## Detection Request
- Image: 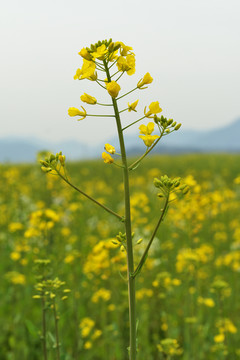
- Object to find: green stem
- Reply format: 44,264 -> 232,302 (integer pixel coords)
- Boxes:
122,116 -> 147,131
132,195 -> 169,278
103,59 -> 137,360
116,87 -> 138,101
41,295 -> 48,360
53,300 -> 60,360
86,114 -> 115,117
96,102 -> 113,106
128,129 -> 164,170
96,80 -> 107,90
56,171 -> 123,221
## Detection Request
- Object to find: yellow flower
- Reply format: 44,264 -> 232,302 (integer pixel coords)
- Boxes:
80,93 -> 97,104
117,56 -> 131,72
139,134 -> 160,147
204,298 -> 215,307
84,341 -> 92,349
139,122 -> 160,147
128,100 -> 139,112
74,60 -> 97,81
126,54 -> 135,75
137,72 -> 153,88
102,152 -> 114,164
144,101 -> 162,117
108,49 -> 119,62
139,122 -> 155,135
68,107 -> 87,120
73,68 -> 81,80
78,48 -> 92,61
117,54 -> 135,75
91,44 -> 108,59
214,334 -> 225,343
106,81 -> 121,98
119,42 -> 133,56
104,144 -> 116,154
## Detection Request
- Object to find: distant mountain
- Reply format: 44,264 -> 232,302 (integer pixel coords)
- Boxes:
0,118 -> 239,163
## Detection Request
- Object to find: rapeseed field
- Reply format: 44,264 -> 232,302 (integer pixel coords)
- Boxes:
1,154 -> 240,359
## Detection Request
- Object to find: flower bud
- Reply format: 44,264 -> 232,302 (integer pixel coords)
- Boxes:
80,93 -> 97,105
78,48 -> 92,61
182,186 -> 190,195
59,155 -> 65,166
41,167 -> 52,173
153,178 -> 163,188
106,81 -> 121,98
174,123 -> 182,131
39,160 -> 49,167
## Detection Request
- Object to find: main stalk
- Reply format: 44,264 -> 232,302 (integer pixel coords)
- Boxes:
103,60 -> 137,360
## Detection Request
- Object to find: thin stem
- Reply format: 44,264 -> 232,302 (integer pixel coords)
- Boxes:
119,108 -> 128,114
115,71 -> 125,82
109,59 -> 118,69
103,59 -> 137,360
132,194 -> 169,278
96,80 -> 107,90
122,116 -> 147,131
41,295 -> 48,360
53,300 -> 61,360
96,102 -> 113,107
86,114 -> 115,117
128,129 -> 164,170
56,170 -> 123,221
111,69 -> 122,78
116,87 -> 138,101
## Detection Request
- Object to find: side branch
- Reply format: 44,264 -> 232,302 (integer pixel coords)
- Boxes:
128,129 -> 164,171
57,171 -> 123,221
132,195 -> 169,278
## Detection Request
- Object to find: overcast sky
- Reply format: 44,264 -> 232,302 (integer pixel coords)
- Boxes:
1,0 -> 240,145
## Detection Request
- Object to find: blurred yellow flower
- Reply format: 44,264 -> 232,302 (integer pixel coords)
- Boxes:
214,334 -> 225,343
102,152 -> 114,164
104,144 -> 115,154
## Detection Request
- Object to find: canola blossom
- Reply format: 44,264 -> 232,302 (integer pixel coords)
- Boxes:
137,72 -> 153,89
102,152 -> 114,164
104,144 -> 116,154
68,106 -> 87,120
80,93 -> 97,104
145,101 -> 162,117
139,122 -> 160,147
128,100 -> 139,112
106,81 -> 121,98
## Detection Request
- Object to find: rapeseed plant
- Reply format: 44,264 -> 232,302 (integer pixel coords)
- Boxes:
39,38 -> 189,360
